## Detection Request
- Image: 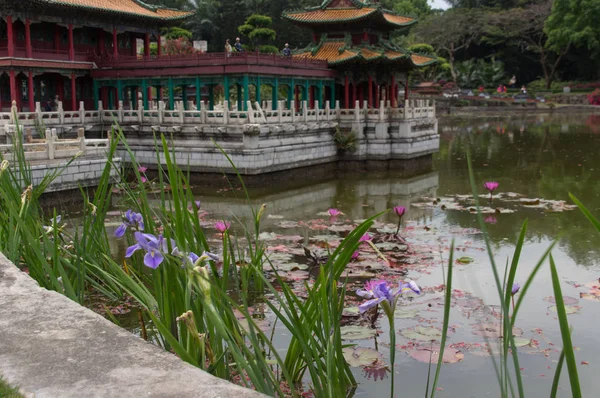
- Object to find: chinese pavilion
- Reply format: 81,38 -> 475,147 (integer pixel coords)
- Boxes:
1,0 -> 434,113
0,0 -> 192,111
283,0 -> 436,108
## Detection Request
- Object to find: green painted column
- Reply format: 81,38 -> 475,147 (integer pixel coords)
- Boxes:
141,79 -> 148,110
116,80 -> 122,108
168,77 -> 174,110
208,85 -> 215,110
181,85 -> 187,110
318,80 -> 324,109
287,78 -> 294,109
223,76 -> 230,104
236,84 -> 242,110
302,80 -> 308,106
195,76 -> 201,109
330,80 -> 336,107
243,75 -> 249,111
93,80 -> 99,110
256,76 -> 261,107
272,77 -> 279,110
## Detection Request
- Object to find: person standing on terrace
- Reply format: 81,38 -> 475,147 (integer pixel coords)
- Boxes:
282,43 -> 291,57
225,39 -> 233,56
234,37 -> 244,52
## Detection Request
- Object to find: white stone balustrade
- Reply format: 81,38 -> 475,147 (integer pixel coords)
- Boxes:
0,98 -> 435,130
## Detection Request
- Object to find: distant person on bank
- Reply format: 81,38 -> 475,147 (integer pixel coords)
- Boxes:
234,37 -> 244,52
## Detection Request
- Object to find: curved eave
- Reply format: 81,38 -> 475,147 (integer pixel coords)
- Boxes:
282,8 -> 378,25
410,54 -> 437,67
31,0 -> 195,22
382,13 -> 417,27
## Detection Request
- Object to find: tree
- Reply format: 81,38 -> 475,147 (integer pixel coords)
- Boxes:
545,0 -> 600,57
380,0 -> 432,19
414,8 -> 485,83
238,14 -> 278,53
484,1 -> 569,88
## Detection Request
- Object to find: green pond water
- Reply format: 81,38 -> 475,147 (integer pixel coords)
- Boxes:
83,111 -> 600,397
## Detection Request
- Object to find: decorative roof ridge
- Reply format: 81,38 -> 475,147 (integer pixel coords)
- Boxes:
133,0 -> 192,14
320,0 -> 367,10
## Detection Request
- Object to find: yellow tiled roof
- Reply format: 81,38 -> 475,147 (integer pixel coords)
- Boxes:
294,41 -> 360,63
294,41 -> 436,67
284,6 -> 415,27
38,0 -> 194,20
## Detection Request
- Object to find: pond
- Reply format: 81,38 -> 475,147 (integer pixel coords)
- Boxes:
85,111 -> 600,397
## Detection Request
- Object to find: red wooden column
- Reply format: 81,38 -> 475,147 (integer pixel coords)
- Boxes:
101,87 -> 108,109
27,71 -> 35,111
25,19 -> 32,58
352,80 -> 357,106
359,83 -> 364,105
112,28 -> 118,57
368,75 -> 373,108
390,75 -> 396,107
144,33 -> 150,57
68,24 -> 74,61
6,16 -> 14,57
70,73 -> 77,111
54,25 -> 61,54
9,70 -> 17,108
98,29 -> 105,54
344,74 -> 349,109
157,34 -> 162,56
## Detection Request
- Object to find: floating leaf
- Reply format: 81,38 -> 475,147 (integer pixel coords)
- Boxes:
472,323 -> 523,339
513,337 -> 532,348
340,325 -> 377,340
580,293 -> 600,302
456,256 -> 474,264
544,296 -> 579,305
406,345 -> 464,364
401,326 -> 443,341
342,307 -> 360,317
548,305 -> 580,314
375,242 -> 408,252
395,308 -> 420,319
266,262 -> 308,272
342,347 -> 384,367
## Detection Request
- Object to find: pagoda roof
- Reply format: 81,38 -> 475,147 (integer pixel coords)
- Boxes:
293,39 -> 436,68
29,0 -> 194,21
283,0 -> 415,29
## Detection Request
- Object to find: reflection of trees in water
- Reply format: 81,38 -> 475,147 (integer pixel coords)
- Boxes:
436,114 -> 600,267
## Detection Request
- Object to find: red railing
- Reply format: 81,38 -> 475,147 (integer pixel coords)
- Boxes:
0,46 -> 92,62
90,51 -> 329,70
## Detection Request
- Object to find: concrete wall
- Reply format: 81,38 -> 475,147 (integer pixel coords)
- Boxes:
29,157 -> 121,193
0,253 -> 265,398
109,117 -> 438,175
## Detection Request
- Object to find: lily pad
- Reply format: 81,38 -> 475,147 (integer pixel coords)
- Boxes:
456,256 -> 474,264
580,293 -> 600,302
544,296 -> 579,305
342,347 -> 384,367
548,305 -> 580,314
401,326 -> 443,341
267,262 -> 309,272
406,346 -> 464,364
472,323 -> 523,339
395,308 -> 420,319
281,270 -> 310,281
340,325 -> 377,340
342,307 -> 360,317
375,242 -> 408,252
311,235 -> 342,243
513,337 -> 532,348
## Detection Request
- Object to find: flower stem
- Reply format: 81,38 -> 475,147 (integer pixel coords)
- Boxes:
388,313 -> 396,398
367,240 -> 390,264
395,219 -> 401,235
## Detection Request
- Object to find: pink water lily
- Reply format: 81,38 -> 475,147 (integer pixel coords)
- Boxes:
215,221 -> 231,234
138,166 -> 148,173
484,181 -> 499,199
393,206 -> 406,235
328,208 -> 342,216
359,233 -> 372,243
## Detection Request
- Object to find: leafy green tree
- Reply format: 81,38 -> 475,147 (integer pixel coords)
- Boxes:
408,43 -> 451,82
381,0 -> 432,19
162,27 -> 193,40
414,8 -> 485,82
238,14 -> 278,53
545,0 -> 600,57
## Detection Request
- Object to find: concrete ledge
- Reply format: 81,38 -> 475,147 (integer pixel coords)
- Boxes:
0,253 -> 265,398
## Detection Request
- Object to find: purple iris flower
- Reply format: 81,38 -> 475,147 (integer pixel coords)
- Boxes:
115,210 -> 144,238
511,283 -> 520,295
357,280 -> 420,313
183,251 -> 219,267
125,232 -> 174,269
359,233 -> 372,243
